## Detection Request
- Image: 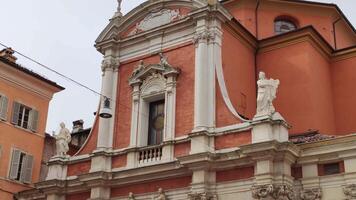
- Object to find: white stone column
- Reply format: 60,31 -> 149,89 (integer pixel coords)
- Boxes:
97,49 -> 119,151
193,18 -> 215,132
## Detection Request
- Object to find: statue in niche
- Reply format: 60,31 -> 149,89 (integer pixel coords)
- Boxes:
54,122 -> 71,157
255,71 -> 280,117
153,188 -> 166,200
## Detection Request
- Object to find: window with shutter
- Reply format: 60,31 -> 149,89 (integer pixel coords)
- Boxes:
11,102 -> 38,131
0,95 -> 8,121
11,102 -> 21,125
20,154 -> 34,184
29,109 -> 39,132
9,149 -> 21,180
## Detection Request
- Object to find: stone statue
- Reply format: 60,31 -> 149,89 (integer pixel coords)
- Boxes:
153,188 -> 166,200
54,122 -> 71,157
117,0 -> 122,13
159,53 -> 170,68
255,71 -> 280,117
128,192 -> 135,200
131,60 -> 145,77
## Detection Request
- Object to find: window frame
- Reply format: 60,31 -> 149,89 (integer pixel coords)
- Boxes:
8,148 -> 34,184
274,17 -> 298,35
0,93 -> 9,121
11,101 -> 39,132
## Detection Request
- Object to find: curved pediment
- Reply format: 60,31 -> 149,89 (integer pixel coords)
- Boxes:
96,0 -> 207,45
129,53 -> 180,86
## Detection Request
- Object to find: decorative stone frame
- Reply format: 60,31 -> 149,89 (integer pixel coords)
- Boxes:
129,56 -> 180,150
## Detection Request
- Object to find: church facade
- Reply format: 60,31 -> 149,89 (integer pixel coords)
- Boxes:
17,0 -> 356,199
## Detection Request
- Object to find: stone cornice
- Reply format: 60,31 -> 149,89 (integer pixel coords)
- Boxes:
258,26 -> 334,60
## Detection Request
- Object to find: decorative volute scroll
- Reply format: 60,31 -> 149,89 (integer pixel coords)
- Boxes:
255,71 -> 280,118
252,184 -> 295,200
344,184 -> 356,200
300,188 -> 322,200
129,53 -> 180,87
128,9 -> 183,36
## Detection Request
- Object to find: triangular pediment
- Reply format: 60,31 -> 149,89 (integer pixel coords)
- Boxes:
95,0 -> 208,47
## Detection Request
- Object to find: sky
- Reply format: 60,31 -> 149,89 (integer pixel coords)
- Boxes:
0,0 -> 355,133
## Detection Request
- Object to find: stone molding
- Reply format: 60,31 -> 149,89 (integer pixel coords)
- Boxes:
252,184 -> 295,200
344,184 -> 356,200
300,188 -> 322,200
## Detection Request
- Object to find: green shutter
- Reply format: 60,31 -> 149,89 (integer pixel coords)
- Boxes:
29,109 -> 39,132
9,149 -> 21,180
0,96 -> 8,120
11,102 -> 21,125
20,154 -> 34,184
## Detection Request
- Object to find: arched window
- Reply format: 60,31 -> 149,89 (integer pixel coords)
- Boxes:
274,18 -> 297,35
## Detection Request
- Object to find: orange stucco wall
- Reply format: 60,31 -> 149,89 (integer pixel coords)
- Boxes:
224,0 -> 356,49
0,62 -> 59,199
334,20 -> 356,49
331,55 -> 356,134
217,26 -> 256,127
258,41 -> 335,135
114,44 -> 195,149
111,176 -> 191,197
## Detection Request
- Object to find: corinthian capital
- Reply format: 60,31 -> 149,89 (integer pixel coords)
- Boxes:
344,184 -> 356,200
300,188 -> 322,200
101,58 -> 119,71
193,30 -> 216,45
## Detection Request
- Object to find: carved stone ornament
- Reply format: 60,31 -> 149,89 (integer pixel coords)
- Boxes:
252,184 -> 274,199
129,9 -> 182,36
300,188 -> 322,200
129,53 -> 180,87
272,185 -> 295,200
188,192 -> 218,200
54,122 -> 71,157
192,30 -> 216,44
101,58 -> 119,72
255,71 -> 280,118
153,188 -> 166,200
344,184 -> 356,200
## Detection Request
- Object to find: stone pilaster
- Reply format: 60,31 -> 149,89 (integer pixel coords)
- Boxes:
97,49 -> 119,151
193,18 -> 216,132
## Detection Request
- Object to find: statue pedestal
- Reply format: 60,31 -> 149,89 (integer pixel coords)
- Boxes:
251,112 -> 289,144
46,156 -> 68,181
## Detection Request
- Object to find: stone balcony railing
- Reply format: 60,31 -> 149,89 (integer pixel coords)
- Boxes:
138,145 -> 163,164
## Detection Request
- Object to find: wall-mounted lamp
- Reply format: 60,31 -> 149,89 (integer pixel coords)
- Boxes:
99,97 -> 113,118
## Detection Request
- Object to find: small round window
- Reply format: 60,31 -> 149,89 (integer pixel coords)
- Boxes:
274,19 -> 297,35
